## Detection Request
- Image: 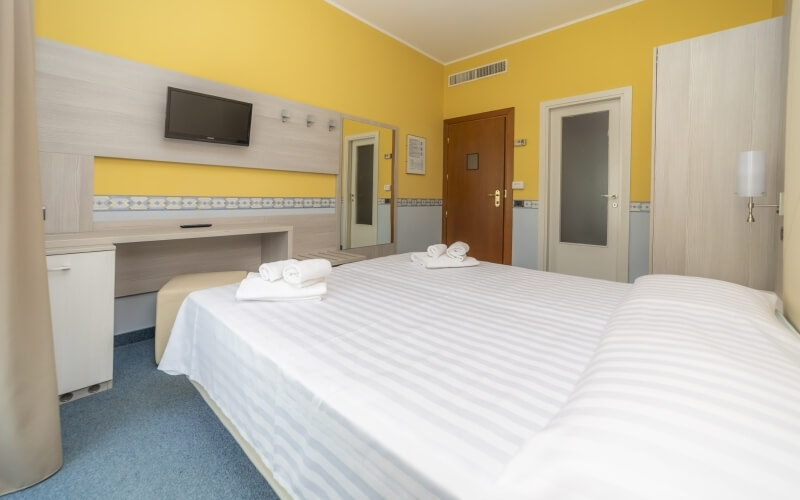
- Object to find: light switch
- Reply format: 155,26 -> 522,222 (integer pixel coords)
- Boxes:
384,185 -> 392,191
512,181 -> 524,189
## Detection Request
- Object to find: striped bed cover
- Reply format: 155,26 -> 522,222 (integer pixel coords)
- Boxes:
159,254 -> 630,499
496,274 -> 800,499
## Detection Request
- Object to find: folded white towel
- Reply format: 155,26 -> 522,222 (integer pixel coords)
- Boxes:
283,259 -> 332,287
258,259 -> 298,282
427,244 -> 447,258
410,252 -> 479,269
446,241 -> 470,261
236,273 -> 326,301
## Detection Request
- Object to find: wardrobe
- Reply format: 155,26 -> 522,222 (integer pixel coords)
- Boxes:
651,17 -> 785,291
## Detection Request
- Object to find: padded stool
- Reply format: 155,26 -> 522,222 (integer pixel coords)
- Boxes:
155,271 -> 247,364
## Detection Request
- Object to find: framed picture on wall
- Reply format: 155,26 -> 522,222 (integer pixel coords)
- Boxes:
407,135 -> 426,175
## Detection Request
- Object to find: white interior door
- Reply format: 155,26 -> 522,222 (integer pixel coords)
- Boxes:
347,135 -> 379,248
547,98 -> 624,280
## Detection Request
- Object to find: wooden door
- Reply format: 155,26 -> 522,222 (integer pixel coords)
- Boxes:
443,109 -> 514,263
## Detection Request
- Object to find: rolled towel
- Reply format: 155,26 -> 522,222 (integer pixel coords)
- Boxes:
410,252 -> 479,269
283,259 -> 332,287
446,241 -> 470,261
427,244 -> 447,258
259,259 -> 298,282
236,273 -> 326,301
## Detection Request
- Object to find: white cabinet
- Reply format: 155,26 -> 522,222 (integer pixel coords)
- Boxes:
46,246 -> 115,395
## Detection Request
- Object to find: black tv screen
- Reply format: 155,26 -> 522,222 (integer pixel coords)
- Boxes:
164,87 -> 253,146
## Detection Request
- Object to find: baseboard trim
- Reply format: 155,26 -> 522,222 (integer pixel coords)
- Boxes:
114,326 -> 155,347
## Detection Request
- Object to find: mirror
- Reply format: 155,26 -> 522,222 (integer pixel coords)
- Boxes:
340,118 -> 396,249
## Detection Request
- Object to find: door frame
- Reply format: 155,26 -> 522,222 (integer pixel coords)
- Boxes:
442,107 -> 515,264
538,87 -> 632,281
341,131 -> 379,249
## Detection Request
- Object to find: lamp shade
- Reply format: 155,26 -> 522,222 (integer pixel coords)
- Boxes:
737,150 -> 766,197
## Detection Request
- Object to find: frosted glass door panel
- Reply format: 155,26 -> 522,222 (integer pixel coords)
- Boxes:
560,111 -> 609,246
355,144 -> 375,225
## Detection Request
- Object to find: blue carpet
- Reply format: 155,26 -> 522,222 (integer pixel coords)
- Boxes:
7,339 -> 277,500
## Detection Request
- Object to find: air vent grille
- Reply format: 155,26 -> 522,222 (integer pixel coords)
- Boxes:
448,60 -> 507,87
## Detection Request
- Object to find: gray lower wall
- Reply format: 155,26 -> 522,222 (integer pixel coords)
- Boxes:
627,211 -> 651,282
114,292 -> 156,335
512,207 -> 538,269
395,206 -> 442,253
510,204 -> 651,283
377,202 -> 391,245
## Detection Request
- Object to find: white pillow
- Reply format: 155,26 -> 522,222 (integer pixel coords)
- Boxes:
495,275 -> 800,500
631,273 -> 780,323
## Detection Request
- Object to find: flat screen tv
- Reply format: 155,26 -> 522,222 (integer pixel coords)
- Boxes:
164,87 -> 253,146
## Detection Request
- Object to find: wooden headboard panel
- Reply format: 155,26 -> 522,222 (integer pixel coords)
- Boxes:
35,38 -> 342,255
35,38 -> 341,174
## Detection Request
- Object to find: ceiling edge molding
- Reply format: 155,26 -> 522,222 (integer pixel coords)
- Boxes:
324,0 -> 445,65
444,0 -> 645,65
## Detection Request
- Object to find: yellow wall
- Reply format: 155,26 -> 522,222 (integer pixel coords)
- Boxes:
443,0 -> 780,201
342,120 -> 394,199
35,0 -> 784,203
35,0 -> 443,199
94,158 -> 335,197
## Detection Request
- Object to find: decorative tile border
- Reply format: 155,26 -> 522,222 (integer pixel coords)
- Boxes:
95,196 -> 649,213
512,200 -> 650,212
94,195 -> 336,212
397,198 -> 443,207
512,200 -> 540,209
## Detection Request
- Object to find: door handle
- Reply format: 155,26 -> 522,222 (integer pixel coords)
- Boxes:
488,189 -> 501,207
601,194 -> 619,208
47,266 -> 71,272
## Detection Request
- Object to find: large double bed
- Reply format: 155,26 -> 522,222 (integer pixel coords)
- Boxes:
159,254 -> 800,499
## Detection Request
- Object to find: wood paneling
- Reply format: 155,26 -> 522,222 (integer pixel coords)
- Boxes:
92,213 -> 336,258
39,152 -> 93,234
652,18 -> 784,290
652,42 -> 691,276
783,1 -> 800,324
35,38 -> 341,175
114,235 -> 262,297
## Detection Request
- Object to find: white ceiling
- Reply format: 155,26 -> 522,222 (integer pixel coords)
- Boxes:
325,0 -> 643,64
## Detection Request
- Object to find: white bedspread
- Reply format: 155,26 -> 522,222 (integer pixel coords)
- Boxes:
159,254 -> 630,499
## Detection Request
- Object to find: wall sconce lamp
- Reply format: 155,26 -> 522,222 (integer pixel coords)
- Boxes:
328,119 -> 337,132
306,115 -> 315,127
281,109 -> 291,123
737,150 -> 782,222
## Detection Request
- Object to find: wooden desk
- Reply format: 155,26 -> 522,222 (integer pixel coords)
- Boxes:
45,223 -> 292,297
43,223 -> 291,398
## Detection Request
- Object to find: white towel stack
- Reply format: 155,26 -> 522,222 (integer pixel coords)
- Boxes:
427,244 -> 447,258
446,241 -> 470,261
237,258 -> 332,301
258,259 -> 298,282
411,242 -> 479,269
282,259 -> 332,287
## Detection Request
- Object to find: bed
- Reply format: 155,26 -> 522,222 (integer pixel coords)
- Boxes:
159,254 -> 800,499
